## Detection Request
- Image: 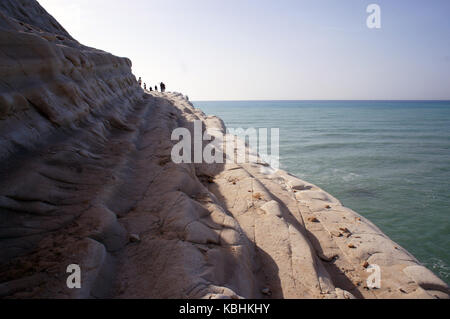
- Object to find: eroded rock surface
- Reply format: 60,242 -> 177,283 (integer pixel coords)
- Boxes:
0,0 -> 448,299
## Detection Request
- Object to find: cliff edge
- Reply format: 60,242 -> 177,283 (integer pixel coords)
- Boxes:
0,0 -> 448,299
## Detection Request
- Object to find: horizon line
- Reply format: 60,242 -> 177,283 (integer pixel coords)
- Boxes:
191,99 -> 450,102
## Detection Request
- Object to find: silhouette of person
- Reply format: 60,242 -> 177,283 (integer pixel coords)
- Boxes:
149,87 -> 153,91
155,85 -> 158,91
160,82 -> 166,93
144,83 -> 147,90
138,77 -> 142,87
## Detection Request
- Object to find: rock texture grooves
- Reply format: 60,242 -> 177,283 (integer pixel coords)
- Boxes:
0,0 -> 448,299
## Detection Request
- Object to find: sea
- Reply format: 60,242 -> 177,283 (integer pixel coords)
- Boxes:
194,100 -> 450,285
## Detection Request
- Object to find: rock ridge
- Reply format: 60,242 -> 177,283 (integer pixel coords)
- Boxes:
0,0 -> 448,299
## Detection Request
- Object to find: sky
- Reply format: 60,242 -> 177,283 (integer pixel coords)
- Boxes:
37,0 -> 450,101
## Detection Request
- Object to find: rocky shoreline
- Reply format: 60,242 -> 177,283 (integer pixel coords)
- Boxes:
0,0 -> 448,299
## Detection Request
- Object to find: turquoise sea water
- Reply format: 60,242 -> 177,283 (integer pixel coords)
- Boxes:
194,100 -> 450,284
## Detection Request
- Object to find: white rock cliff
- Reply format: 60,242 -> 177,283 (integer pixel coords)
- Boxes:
0,0 -> 448,299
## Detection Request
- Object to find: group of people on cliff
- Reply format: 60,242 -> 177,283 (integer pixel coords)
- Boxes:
138,77 -> 166,93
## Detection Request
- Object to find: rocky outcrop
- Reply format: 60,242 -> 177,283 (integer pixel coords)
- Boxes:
0,0 -> 144,297
0,0 -> 143,162
0,0 -> 448,299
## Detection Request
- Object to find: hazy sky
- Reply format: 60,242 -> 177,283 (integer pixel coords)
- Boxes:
37,0 -> 450,101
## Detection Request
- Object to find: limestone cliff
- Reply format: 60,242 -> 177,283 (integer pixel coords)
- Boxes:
0,0 -> 448,299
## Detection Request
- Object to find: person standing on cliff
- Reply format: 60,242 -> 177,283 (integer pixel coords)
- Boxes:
160,82 -> 166,93
138,77 -> 142,87
155,85 -> 158,91
144,83 -> 147,90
